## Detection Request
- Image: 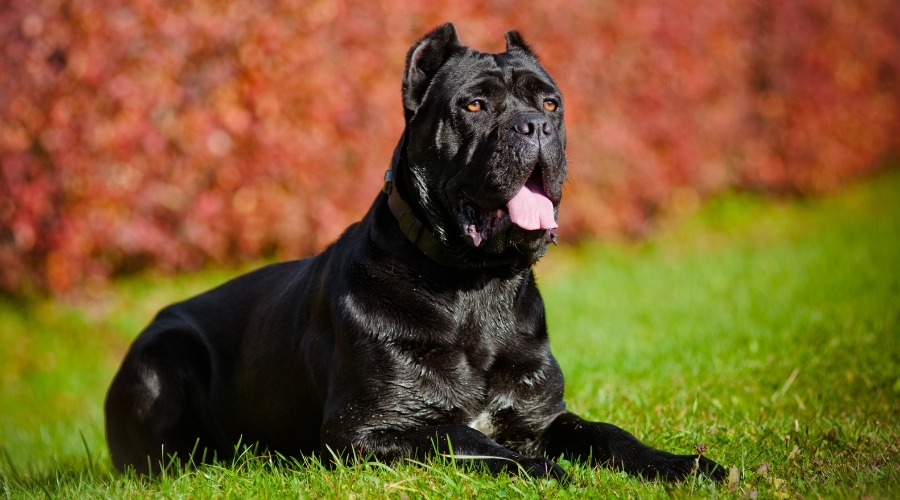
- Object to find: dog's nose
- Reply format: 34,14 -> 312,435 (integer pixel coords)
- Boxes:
513,113 -> 555,137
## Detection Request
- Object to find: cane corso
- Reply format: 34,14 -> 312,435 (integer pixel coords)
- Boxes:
106,23 -> 726,482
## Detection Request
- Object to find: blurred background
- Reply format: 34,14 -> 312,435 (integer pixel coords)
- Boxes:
2,0 -> 898,295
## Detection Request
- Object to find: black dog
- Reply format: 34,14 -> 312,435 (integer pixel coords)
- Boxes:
106,23 -> 725,482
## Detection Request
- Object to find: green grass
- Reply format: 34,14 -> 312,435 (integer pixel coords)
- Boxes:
2,169 -> 899,498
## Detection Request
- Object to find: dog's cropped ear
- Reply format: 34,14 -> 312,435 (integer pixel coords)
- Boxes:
504,30 -> 536,57
403,23 -> 462,117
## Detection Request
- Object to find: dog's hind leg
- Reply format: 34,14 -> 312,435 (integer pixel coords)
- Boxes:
105,328 -> 224,475
539,412 -> 727,482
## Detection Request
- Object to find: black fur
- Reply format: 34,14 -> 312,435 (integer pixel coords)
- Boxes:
105,23 -> 726,483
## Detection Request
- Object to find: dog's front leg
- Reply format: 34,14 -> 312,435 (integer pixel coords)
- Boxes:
409,425 -> 568,479
539,412 -> 726,482
323,424 -> 566,479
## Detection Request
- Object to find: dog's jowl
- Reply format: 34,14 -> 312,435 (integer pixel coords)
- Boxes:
105,23 -> 726,482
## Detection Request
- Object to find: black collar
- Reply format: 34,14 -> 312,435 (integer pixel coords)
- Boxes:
382,169 -> 458,266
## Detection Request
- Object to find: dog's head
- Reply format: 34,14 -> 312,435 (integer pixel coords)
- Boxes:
391,23 -> 567,268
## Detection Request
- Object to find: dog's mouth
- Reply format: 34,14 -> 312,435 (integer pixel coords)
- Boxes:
460,167 -> 558,250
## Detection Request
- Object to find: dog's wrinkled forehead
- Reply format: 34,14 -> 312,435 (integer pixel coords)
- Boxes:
402,24 -> 561,121
439,51 -> 560,105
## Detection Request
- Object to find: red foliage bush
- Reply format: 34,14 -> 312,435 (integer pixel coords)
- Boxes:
1,0 -> 898,293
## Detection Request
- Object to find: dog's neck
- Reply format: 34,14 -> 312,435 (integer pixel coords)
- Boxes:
383,169 -> 458,266
382,130 -> 535,271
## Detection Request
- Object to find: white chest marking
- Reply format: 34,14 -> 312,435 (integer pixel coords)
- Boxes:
467,411 -> 495,438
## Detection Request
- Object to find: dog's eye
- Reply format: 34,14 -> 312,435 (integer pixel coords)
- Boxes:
543,99 -> 558,112
466,100 -> 484,112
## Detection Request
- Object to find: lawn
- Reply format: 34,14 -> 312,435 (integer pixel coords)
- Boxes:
2,169 -> 898,498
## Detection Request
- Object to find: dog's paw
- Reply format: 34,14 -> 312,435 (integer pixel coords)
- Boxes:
697,455 -> 728,482
641,454 -> 727,483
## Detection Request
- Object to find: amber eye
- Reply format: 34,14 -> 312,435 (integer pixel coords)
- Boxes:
543,99 -> 558,112
466,99 -> 484,112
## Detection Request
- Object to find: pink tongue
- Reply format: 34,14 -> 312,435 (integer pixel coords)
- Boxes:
507,178 -> 557,231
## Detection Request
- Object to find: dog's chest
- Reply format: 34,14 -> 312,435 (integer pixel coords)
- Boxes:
394,282 -> 524,426
466,410 -> 496,436
450,279 -> 519,368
